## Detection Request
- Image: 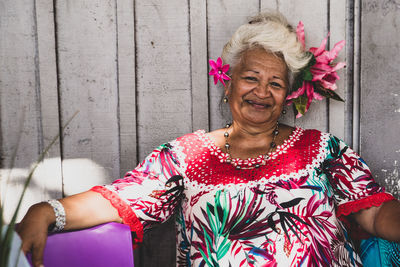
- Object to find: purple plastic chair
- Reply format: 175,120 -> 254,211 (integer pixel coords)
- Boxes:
27,222 -> 134,267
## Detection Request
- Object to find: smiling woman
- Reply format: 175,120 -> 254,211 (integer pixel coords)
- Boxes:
15,10 -> 400,267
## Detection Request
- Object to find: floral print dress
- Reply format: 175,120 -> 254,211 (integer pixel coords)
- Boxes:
91,128 -> 395,266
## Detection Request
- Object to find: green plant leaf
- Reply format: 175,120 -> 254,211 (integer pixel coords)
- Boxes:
302,69 -> 313,81
293,95 -> 308,116
315,87 -> 344,102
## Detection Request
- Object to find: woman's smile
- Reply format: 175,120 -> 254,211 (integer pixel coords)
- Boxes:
244,99 -> 272,109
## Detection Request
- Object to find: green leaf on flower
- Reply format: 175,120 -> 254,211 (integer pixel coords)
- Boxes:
292,53 -> 316,91
293,95 -> 308,116
315,87 -> 344,102
302,69 -> 313,81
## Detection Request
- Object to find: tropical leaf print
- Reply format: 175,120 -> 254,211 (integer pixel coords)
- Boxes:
177,208 -> 193,267
266,198 -> 309,245
192,190 -> 274,266
300,194 -> 337,266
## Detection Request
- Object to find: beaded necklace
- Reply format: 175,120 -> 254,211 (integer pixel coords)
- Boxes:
223,122 -> 279,170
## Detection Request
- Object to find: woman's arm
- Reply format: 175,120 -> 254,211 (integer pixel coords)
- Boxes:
353,200 -> 400,242
17,190 -> 121,267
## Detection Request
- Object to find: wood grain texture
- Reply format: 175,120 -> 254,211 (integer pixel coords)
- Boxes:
207,0 -> 260,131
35,0 -> 63,199
55,0 -> 120,193
116,0 -> 137,175
329,0 -> 347,140
134,1 -> 192,266
0,0 -> 40,169
135,0 -> 192,160
359,1 -> 400,197
190,0 -> 209,132
0,0 -> 56,222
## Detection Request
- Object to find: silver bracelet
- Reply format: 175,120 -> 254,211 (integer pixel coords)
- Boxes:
47,199 -> 66,232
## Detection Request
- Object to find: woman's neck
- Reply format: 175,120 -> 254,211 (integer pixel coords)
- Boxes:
227,121 -> 279,159
206,123 -> 295,160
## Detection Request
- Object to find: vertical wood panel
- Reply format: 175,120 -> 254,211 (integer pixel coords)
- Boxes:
136,0 -> 192,160
190,0 -> 209,132
0,0 -> 40,168
0,0 -> 55,222
360,1 -> 400,197
207,0 -> 260,131
329,0 -> 347,140
116,0 -> 137,175
56,0 -> 120,194
135,1 -> 192,266
277,0 -> 329,131
35,0 -> 63,199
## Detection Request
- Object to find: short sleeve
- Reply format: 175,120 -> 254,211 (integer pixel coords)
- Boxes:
324,136 -> 395,221
91,143 -> 184,245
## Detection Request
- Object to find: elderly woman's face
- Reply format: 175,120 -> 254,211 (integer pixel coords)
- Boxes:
225,48 -> 288,128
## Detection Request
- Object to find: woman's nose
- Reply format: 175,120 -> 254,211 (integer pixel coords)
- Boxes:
253,82 -> 272,98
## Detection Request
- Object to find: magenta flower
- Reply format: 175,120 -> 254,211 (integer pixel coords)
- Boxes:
209,57 -> 231,86
287,21 -> 345,118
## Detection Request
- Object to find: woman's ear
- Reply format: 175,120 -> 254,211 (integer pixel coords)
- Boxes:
224,80 -> 231,97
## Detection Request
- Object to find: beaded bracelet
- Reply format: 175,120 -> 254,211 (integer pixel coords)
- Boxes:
46,199 -> 66,232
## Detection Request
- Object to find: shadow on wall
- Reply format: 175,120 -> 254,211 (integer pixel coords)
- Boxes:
0,157 -> 110,223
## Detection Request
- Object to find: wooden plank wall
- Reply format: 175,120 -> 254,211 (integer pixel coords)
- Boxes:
359,0 -> 400,196
1,0 -> 399,266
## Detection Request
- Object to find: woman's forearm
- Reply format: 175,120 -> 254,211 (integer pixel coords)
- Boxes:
21,190 -> 121,231
59,190 -> 122,230
374,200 -> 400,242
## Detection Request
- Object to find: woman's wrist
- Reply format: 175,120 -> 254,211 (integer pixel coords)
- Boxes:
27,202 -> 57,228
45,199 -> 66,232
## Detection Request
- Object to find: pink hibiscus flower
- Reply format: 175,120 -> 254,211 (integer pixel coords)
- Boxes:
287,21 -> 346,118
209,57 -> 231,86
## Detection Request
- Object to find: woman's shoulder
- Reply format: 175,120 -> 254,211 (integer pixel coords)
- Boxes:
170,130 -> 212,153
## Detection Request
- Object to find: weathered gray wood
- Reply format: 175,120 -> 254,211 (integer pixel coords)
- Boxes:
359,1 -> 400,198
0,0 -> 40,168
344,0 -> 356,147
207,0 -> 260,131
136,0 -> 192,160
116,0 -> 137,175
352,0 -> 362,152
35,0 -> 63,199
134,1 -> 192,266
329,0 -> 347,140
277,0 -> 329,132
190,0 -> 209,132
0,0 -> 57,222
55,0 -> 120,194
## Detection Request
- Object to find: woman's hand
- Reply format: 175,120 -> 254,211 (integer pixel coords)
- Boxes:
16,202 -> 56,267
16,190 -> 122,267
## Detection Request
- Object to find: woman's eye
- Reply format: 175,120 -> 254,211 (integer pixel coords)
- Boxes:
270,82 -> 283,88
244,76 -> 258,82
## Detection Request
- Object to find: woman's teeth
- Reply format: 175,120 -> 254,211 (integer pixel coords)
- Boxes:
246,100 -> 270,108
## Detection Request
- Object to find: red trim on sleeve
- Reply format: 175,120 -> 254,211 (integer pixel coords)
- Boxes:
336,192 -> 395,219
91,186 -> 144,248
336,192 -> 396,240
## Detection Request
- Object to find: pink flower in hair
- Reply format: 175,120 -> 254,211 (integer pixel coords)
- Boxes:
209,57 -> 231,86
287,21 -> 345,118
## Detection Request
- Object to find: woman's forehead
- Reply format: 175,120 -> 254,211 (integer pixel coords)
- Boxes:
236,49 -> 288,74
